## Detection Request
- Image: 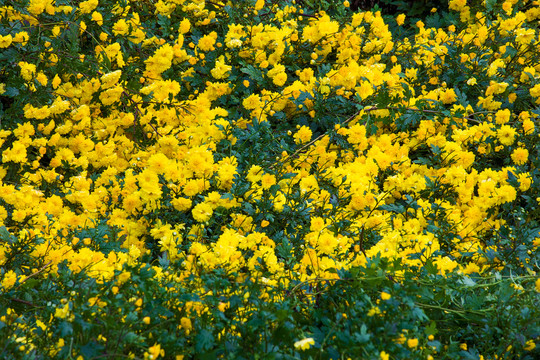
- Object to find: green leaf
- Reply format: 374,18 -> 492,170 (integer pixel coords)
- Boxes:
4,87 -> 20,98
80,342 -> 105,358
425,320 -> 438,336
195,329 -> 215,352
459,276 -> 476,287
240,65 -> 264,83
485,0 -> 498,13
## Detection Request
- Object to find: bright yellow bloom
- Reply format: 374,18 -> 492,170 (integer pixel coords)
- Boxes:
407,338 -> 419,348
511,148 -> 529,165
113,19 -> 130,36
497,125 -> 516,146
91,11 -> 103,25
180,317 -> 192,333
211,55 -> 232,79
144,343 -> 164,360
54,303 -> 70,319
192,202 -> 213,223
2,142 -> 27,163
294,126 -> 312,145
294,337 -> 315,350
1,270 -> 17,290
255,0 -> 265,10
79,0 -> 98,14
0,34 -> 13,48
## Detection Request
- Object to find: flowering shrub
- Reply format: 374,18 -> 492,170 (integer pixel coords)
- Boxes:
0,0 -> 539,358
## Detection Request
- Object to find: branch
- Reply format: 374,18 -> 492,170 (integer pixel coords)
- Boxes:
269,109 -> 362,169
20,261 -> 52,284
269,104 -> 483,170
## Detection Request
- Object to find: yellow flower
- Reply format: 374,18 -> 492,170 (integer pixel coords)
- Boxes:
100,70 -> 123,90
294,126 -> 312,145
91,11 -> 103,25
179,19 -> 191,34
380,291 -> 391,300
172,197 -> 192,211
2,142 -> 27,163
1,270 -> 17,290
396,14 -> 406,26
36,72 -> 48,86
530,84 -> 540,103
525,339 -> 536,351
367,306 -> 381,316
380,351 -> 389,360
180,317 -> 192,333
13,31 -> 30,45
495,109 -> 511,125
18,61 -> 36,81
294,337 -> 315,350
467,77 -> 477,86
113,19 -> 130,36
198,32 -> 218,52
144,343 -> 164,360
261,173 -> 276,189
440,88 -> 457,104
497,125 -> 516,146
272,72 -> 287,87
79,0 -> 98,14
449,0 -> 467,11
192,202 -> 213,223
243,94 -> 261,110
0,34 -> 13,48
255,0 -> 265,10
407,338 -> 419,348
356,81 -> 374,100
211,55 -> 232,79
511,148 -> 529,165
54,303 -> 70,319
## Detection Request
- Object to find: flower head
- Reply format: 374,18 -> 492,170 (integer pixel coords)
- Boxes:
294,337 -> 315,350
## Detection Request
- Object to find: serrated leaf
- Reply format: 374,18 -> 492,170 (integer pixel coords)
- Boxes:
240,65 -> 264,83
4,87 -> 20,98
459,276 -> 476,287
195,329 -> 215,352
80,342 -> 105,358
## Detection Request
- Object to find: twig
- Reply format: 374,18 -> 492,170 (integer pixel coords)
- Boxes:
297,13 -> 319,19
122,91 -> 162,138
358,226 -> 366,257
10,298 -> 37,307
269,109 -> 363,169
270,103 -> 487,170
364,105 -> 483,124
20,261 -> 52,284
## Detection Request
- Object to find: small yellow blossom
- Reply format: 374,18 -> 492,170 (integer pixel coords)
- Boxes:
294,337 -> 315,350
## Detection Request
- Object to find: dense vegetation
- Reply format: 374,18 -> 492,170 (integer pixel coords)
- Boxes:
0,0 -> 539,358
